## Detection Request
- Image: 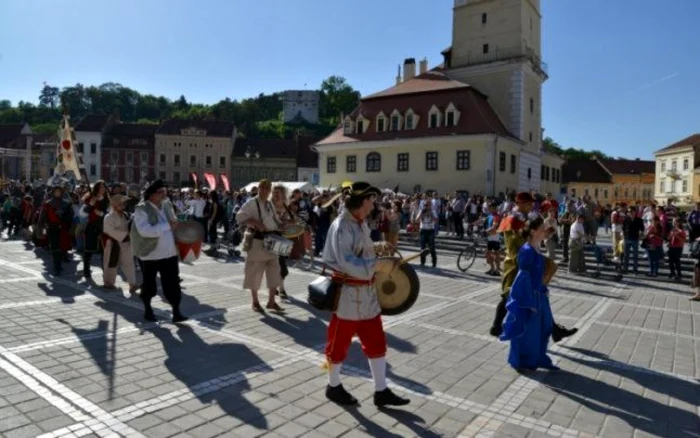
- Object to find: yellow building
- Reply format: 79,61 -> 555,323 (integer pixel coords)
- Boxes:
654,134 -> 700,207
315,0 -> 560,195
563,158 -> 655,205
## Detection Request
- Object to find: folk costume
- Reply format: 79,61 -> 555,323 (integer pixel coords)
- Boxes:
82,192 -> 109,279
500,243 -> 558,371
322,182 -> 409,408
130,180 -> 187,323
37,185 -> 73,276
102,195 -> 138,292
491,193 -> 577,343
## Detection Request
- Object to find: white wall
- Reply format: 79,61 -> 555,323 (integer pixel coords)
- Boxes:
75,131 -> 102,181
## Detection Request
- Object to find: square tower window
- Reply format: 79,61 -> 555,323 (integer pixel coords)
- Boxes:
482,44 -> 489,54
481,13 -> 487,24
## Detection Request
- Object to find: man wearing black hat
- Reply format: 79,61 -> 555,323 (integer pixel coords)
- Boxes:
37,183 -> 73,276
322,181 -> 409,408
130,180 -> 187,323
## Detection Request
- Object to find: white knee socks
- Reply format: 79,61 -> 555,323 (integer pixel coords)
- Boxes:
328,363 -> 341,387
368,357 -> 387,392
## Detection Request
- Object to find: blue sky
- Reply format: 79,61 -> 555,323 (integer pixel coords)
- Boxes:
1,0 -> 698,159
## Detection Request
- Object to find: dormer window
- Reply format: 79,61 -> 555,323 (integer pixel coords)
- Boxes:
356,119 -> 364,134
391,115 -> 400,131
404,108 -> 418,130
444,103 -> 461,127
446,112 -> 455,127
376,112 -> 387,132
405,114 -> 414,130
428,105 -> 442,128
343,120 -> 353,135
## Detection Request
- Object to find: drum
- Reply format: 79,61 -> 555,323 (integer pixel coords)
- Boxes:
374,257 -> 420,316
263,234 -> 294,257
174,220 -> 204,263
373,241 -> 397,258
543,257 -> 558,285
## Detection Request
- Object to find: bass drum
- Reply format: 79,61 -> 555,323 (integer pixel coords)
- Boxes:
374,257 -> 420,316
174,220 -> 205,263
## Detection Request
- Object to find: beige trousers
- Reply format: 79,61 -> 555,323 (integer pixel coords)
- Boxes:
243,239 -> 282,290
102,240 -> 136,287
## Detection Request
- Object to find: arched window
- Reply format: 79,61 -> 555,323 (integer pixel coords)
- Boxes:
366,152 -> 381,172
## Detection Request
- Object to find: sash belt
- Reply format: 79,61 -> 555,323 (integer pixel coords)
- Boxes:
331,271 -> 376,286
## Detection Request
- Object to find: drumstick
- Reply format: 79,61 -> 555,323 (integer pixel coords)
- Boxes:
398,249 -> 429,265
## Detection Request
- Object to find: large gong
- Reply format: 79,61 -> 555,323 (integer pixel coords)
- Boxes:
375,257 -> 420,316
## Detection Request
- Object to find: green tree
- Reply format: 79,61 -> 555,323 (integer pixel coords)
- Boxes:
39,84 -> 60,109
319,76 -> 361,121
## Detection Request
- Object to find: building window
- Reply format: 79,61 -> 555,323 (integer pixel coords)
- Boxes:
683,180 -> 688,193
397,153 -> 409,172
672,160 -> 677,171
541,165 -> 546,181
510,154 -> 516,173
499,152 -> 506,171
483,44 -> 489,54
614,187 -> 619,197
125,167 -> 133,182
391,115 -> 400,131
530,98 -> 534,113
377,117 -> 385,132
356,119 -> 364,133
481,12 -> 487,24
546,167 -> 550,181
90,143 -> 96,154
429,113 -> 439,128
529,132 -> 533,142
366,152 -> 381,172
205,156 -> 212,168
90,164 -> 96,176
660,161 -> 666,171
77,142 -> 84,154
110,151 -> 118,163
405,114 -> 414,130
159,172 -> 166,181
446,112 -> 455,127
456,150 -> 470,170
141,152 -> 148,166
110,167 -> 118,182
219,156 -> 226,168
159,154 -> 166,164
190,155 -> 196,166
173,172 -> 180,183
527,168 -> 532,180
126,152 -> 133,165
604,189 -> 608,199
174,154 -> 181,166
327,156 -> 336,173
346,155 -> 356,173
684,159 -> 689,170
426,151 -> 438,171
659,180 -> 664,192
343,121 -> 352,134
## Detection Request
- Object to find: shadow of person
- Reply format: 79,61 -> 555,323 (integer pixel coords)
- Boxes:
258,297 -> 429,396
37,279 -> 84,304
149,324 -> 270,430
557,347 -> 700,407
537,369 -> 699,437
343,406 -> 443,438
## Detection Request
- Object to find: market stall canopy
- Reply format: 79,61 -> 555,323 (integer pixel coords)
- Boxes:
241,181 -> 317,194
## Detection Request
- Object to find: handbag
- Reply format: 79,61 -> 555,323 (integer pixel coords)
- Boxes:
307,274 -> 341,312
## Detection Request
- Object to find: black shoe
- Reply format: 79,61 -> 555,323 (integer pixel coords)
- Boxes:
489,325 -> 502,337
278,289 -> 289,299
551,324 -> 577,343
326,384 -> 358,406
374,388 -> 410,407
172,314 -> 189,324
144,310 -> 158,322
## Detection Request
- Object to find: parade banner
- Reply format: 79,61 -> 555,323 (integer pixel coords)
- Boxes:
190,172 -> 198,186
220,174 -> 230,192
204,172 -> 217,190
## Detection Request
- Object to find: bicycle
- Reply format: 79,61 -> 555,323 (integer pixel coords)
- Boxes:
457,233 -> 482,272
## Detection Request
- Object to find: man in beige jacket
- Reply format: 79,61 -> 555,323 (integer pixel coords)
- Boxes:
103,195 -> 138,293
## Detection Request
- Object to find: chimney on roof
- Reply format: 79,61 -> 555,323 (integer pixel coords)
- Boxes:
396,64 -> 402,85
419,58 -> 428,75
403,58 -> 416,81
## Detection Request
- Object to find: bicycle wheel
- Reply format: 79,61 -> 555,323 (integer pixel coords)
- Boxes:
457,245 -> 477,272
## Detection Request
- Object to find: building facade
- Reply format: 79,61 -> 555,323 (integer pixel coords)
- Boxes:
282,90 -> 320,124
101,124 -> 157,183
654,134 -> 700,207
74,114 -> 116,182
230,138 -> 298,189
540,151 -> 564,195
0,123 -> 34,181
155,120 -> 236,187
443,0 -> 547,191
563,157 -> 655,205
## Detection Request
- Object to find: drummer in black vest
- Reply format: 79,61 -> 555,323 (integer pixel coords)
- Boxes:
236,179 -> 284,313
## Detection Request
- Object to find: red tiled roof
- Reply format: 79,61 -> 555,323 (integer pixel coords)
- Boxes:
598,159 -> 654,175
562,159 -> 612,184
0,124 -> 25,147
656,134 -> 700,153
75,115 -> 111,132
363,71 -> 468,100
296,136 -> 321,167
315,79 -> 512,146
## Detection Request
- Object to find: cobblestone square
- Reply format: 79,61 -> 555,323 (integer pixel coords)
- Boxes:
0,239 -> 697,437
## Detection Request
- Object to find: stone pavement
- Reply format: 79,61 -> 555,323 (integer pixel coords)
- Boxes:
0,239 -> 697,438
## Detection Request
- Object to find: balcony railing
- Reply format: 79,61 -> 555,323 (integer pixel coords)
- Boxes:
458,46 -> 548,77
666,168 -> 680,179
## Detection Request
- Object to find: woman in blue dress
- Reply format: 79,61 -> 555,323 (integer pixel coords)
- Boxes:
500,217 -> 559,372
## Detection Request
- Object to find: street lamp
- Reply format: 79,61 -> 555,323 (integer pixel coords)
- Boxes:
244,145 -> 260,182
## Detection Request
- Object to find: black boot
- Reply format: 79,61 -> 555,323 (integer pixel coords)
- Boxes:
490,297 -> 508,337
142,297 -> 157,322
172,310 -> 188,323
551,323 -> 578,343
374,388 -> 410,407
83,253 -> 92,279
325,384 -> 358,406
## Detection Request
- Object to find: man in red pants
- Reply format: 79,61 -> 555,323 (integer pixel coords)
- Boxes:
322,182 -> 409,407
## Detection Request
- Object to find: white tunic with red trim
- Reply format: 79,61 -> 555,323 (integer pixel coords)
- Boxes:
322,210 -> 381,321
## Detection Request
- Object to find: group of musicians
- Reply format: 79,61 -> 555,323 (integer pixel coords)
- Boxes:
32,176 -> 578,409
